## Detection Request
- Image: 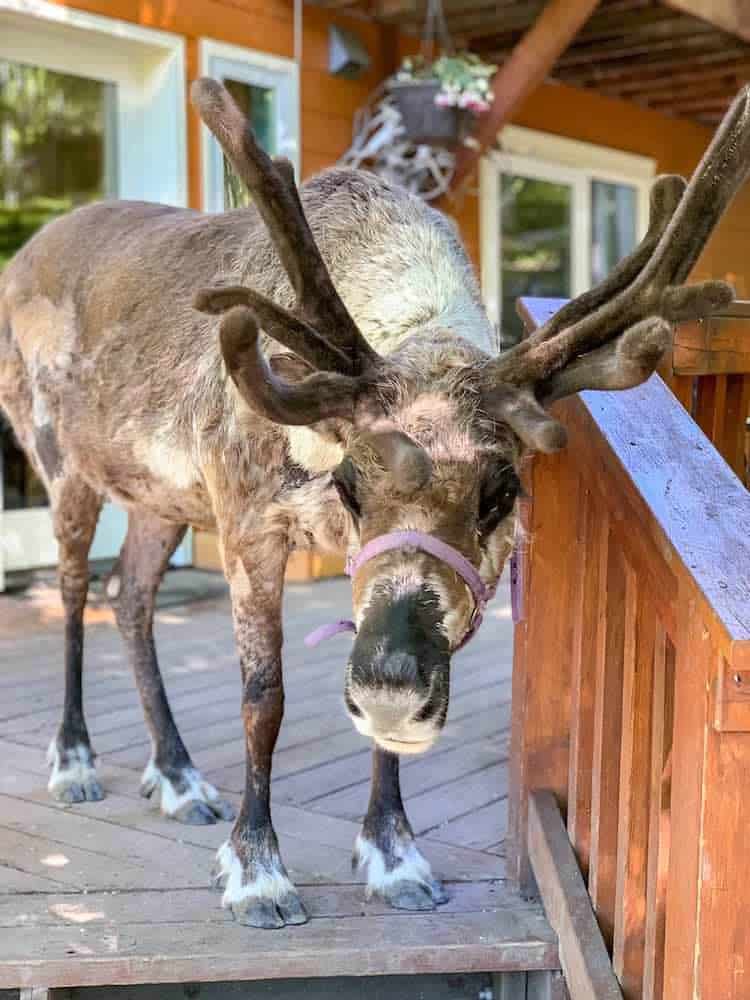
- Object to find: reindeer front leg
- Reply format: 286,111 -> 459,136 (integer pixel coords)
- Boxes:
354,748 -> 448,911
214,534 -> 308,929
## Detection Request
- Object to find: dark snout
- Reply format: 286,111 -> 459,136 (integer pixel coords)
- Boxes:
346,584 -> 450,755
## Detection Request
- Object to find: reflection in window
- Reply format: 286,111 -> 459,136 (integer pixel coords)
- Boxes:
591,180 -> 637,285
0,59 -> 115,508
500,174 -> 572,346
0,417 -> 48,510
222,78 -> 275,210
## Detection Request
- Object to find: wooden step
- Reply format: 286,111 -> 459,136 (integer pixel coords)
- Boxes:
0,881 -> 558,990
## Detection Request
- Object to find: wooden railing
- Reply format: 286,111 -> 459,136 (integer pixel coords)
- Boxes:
666,301 -> 750,486
509,298 -> 750,1000
519,298 -> 750,489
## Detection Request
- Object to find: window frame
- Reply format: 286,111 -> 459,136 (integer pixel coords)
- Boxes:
199,38 -> 300,213
480,125 -> 656,332
0,0 -> 188,206
0,0 -> 189,584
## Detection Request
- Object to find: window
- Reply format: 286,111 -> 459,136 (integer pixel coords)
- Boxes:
200,40 -> 299,212
0,60 -> 116,510
480,127 -> 655,345
0,0 -> 187,578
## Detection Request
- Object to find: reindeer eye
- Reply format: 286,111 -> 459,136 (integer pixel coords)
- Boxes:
478,464 -> 520,537
332,456 -> 361,520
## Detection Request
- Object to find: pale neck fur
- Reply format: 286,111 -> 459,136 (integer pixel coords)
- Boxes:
287,226 -> 497,474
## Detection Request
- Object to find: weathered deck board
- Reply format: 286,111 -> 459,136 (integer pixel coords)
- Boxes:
0,572 -> 556,988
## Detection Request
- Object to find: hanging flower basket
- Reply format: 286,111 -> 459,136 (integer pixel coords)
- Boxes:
389,53 -> 497,150
388,78 -> 472,149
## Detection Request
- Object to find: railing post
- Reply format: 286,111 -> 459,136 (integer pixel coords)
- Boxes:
508,438 -> 579,892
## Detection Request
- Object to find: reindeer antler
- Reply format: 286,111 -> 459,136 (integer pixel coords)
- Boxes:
191,78 -> 431,495
481,85 -> 750,452
191,78 -> 380,377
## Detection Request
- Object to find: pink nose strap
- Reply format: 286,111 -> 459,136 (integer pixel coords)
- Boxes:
304,529 -> 497,651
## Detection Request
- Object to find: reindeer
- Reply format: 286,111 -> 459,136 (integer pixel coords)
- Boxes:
0,78 -> 747,928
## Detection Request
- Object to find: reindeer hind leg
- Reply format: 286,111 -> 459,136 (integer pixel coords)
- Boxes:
48,475 -> 104,803
107,510 -> 235,825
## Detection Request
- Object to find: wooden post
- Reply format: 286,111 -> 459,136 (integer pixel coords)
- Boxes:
508,445 -> 579,891
448,0 -> 601,191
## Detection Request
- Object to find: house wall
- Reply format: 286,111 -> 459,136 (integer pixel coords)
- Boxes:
42,0 -> 397,207
449,80 -> 749,293
12,3 -> 749,581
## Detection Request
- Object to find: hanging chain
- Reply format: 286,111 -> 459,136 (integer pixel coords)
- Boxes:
421,0 -> 454,62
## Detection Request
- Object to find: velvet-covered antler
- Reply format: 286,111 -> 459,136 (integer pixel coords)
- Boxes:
191,78 -> 432,495
481,85 -> 750,452
191,78 -> 380,377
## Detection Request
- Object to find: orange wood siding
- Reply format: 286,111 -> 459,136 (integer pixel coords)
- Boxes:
445,79 -> 750,290
55,0 -> 395,206
33,2 -> 750,584
53,1 -> 749,286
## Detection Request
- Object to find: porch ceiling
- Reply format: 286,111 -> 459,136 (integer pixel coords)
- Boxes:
316,0 -> 750,126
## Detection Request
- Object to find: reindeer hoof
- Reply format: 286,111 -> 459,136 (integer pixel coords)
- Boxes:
175,800 -> 219,825
382,877 -> 448,911
354,831 -> 449,911
140,760 -> 236,825
47,741 -> 105,804
232,891 -> 309,929
214,840 -> 309,929
57,778 -> 105,804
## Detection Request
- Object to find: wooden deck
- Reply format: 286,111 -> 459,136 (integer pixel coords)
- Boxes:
0,571 -> 557,991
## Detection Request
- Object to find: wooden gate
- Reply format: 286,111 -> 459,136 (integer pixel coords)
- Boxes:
511,298 -> 750,999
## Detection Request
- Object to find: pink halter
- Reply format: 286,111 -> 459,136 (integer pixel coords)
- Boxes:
304,530 -> 497,651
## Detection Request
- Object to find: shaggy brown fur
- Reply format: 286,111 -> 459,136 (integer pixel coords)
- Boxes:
1,79 -> 748,929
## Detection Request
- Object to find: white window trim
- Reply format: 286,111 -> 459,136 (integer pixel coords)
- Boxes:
0,0 -> 190,580
479,126 -> 656,330
199,38 -> 300,212
0,0 -> 188,207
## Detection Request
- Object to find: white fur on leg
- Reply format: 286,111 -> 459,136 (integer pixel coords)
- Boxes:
214,840 -> 296,908
47,740 -> 99,796
140,759 -> 223,817
354,832 -> 434,897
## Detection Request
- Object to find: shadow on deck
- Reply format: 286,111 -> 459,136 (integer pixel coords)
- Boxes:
0,572 -> 558,993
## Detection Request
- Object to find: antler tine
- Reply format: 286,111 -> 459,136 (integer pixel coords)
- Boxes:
219,306 -> 361,425
538,317 -> 672,404
532,173 -> 686,344
194,286 -> 352,373
659,84 -> 750,286
484,85 -> 750,406
191,78 -> 380,375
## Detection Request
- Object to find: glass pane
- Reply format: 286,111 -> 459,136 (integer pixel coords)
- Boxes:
0,59 -> 115,509
591,180 -> 637,285
499,174 -> 572,346
222,78 -> 276,210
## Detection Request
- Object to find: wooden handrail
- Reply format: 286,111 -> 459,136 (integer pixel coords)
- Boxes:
672,300 -> 750,376
510,296 -> 750,999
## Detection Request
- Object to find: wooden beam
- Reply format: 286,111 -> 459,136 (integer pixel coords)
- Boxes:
662,0 -> 750,42
648,95 -> 733,114
555,45 -> 748,83
596,60 -> 750,96
448,2 -> 544,42
556,30 -> 731,69
449,0 -> 601,190
611,78 -> 739,105
528,791 -> 624,1000
375,0 -> 419,19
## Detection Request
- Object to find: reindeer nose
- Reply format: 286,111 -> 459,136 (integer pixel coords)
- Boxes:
379,650 -> 420,687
